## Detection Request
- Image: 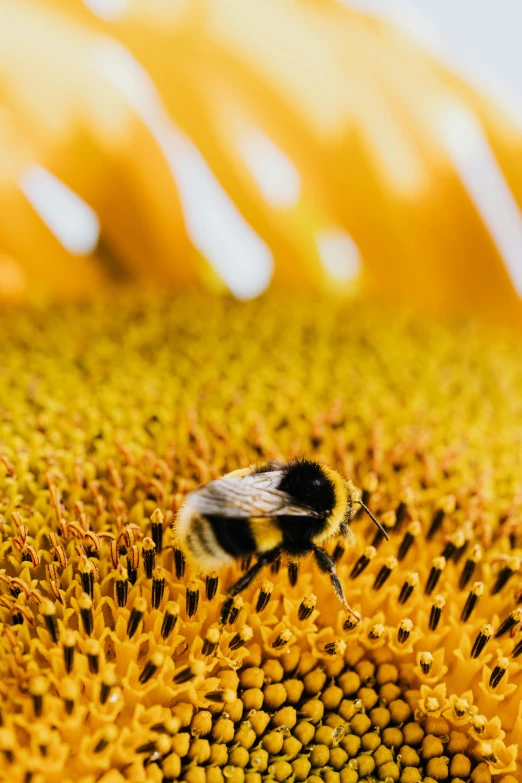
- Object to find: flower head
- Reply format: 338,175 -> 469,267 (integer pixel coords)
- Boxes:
0,291 -> 521,781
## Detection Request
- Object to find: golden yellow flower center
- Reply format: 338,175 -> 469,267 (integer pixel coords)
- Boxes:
0,292 -> 521,782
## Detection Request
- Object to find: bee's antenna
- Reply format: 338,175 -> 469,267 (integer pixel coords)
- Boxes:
356,501 -> 389,541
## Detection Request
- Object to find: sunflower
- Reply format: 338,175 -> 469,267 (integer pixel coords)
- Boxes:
0,291 -> 521,782
2,2 -> 522,781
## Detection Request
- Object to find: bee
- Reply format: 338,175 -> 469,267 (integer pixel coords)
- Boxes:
176,458 -> 388,607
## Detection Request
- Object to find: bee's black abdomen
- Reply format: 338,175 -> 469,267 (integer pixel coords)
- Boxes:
207,516 -> 256,557
277,460 -> 335,516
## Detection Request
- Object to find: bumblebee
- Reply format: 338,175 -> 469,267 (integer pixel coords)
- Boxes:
176,458 -> 387,607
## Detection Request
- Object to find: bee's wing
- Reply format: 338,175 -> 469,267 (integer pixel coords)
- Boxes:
185,471 -> 322,518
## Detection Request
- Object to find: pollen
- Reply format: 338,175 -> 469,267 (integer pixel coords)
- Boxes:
0,291 -> 522,781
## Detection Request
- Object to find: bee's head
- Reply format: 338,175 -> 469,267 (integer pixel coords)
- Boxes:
279,459 -> 337,517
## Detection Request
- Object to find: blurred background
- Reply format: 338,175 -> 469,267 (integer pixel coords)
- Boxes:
2,0 -> 522,325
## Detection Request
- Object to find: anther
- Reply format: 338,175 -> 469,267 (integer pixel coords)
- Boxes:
139,651 -> 165,685
332,542 -> 345,563
220,597 -> 234,625
110,540 -> 119,569
173,547 -> 185,578
49,579 -> 65,606
227,596 -> 243,625
372,510 -> 395,548
472,715 -> 487,734
152,567 -> 166,610
270,556 -> 281,575
460,581 -> 484,622
21,545 -> 40,567
398,572 -> 419,604
394,504 -> 407,529
495,608 -> 522,638
61,679 -> 78,715
343,607 -> 362,631
127,596 -> 146,638
202,626 -> 220,655
54,545 -> 67,570
350,546 -> 376,579
471,624 -> 493,658
229,625 -> 253,651
398,618 -> 413,644
9,578 -> 27,599
114,565 -> 129,608
459,544 -> 482,590
512,636 -> 522,658
172,665 -> 192,684
150,717 -> 182,735
62,630 -> 76,674
29,676 -> 48,718
361,471 -> 378,505
288,562 -> 299,587
78,593 -> 94,636
429,594 -> 445,631
126,545 -> 140,585
397,521 -> 421,561
17,605 -> 35,626
453,697 -> 470,718
94,726 -> 118,753
85,639 -> 101,674
173,660 -> 205,684
256,580 -> 273,613
78,558 -> 95,599
84,530 -> 101,557
373,556 -> 397,590
204,689 -> 236,704
419,651 -> 433,675
425,556 -> 446,595
453,537 -> 469,564
298,594 -> 317,621
441,529 -> 466,561
489,657 -> 509,689
100,667 -> 118,705
205,573 -> 218,601
142,537 -> 156,579
324,639 -> 346,656
41,600 -> 59,644
161,602 -> 179,640
0,728 -> 15,763
135,739 -> 158,754
272,628 -> 291,649
368,623 -> 385,640
11,611 -> 23,626
492,556 -> 520,595
0,454 -> 15,477
151,509 -> 164,554
185,579 -> 199,617
395,487 -> 414,528
427,495 -> 455,540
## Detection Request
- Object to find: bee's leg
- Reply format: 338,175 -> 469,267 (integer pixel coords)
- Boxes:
312,545 -> 349,607
313,546 -> 362,625
228,547 -> 282,597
